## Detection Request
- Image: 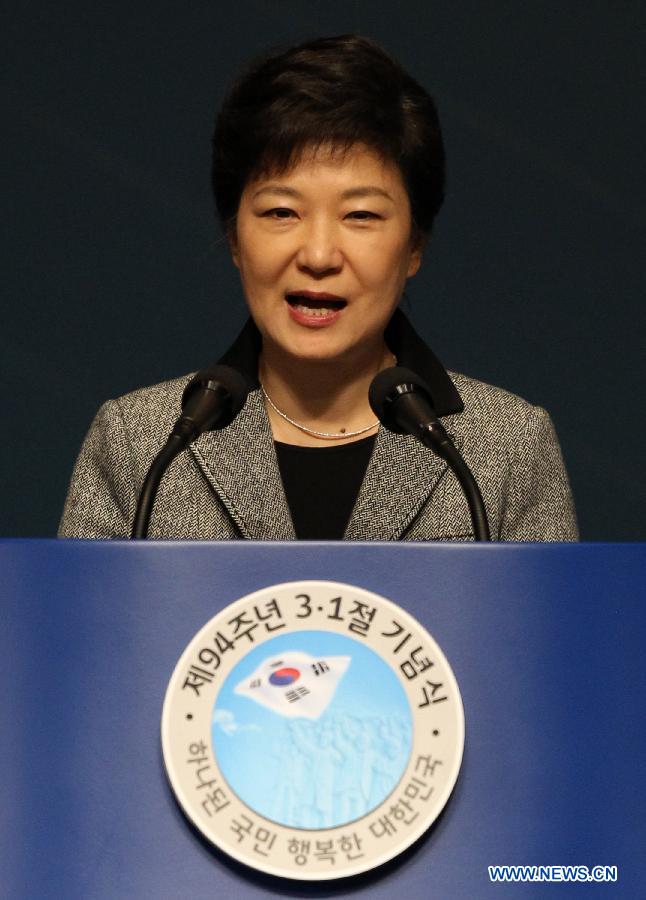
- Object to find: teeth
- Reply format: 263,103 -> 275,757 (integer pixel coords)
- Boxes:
292,303 -> 337,317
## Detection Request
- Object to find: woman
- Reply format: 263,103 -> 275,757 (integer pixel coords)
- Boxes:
59,35 -> 577,541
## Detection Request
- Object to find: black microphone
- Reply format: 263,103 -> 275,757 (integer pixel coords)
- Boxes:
177,365 -> 249,442
131,366 -> 249,539
369,366 -> 491,541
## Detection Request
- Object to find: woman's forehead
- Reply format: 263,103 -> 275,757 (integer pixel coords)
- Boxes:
245,142 -> 407,196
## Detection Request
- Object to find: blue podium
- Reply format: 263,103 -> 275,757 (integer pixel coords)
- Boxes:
1,540 -> 644,897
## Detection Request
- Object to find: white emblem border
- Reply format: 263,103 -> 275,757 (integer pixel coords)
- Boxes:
161,580 -> 465,880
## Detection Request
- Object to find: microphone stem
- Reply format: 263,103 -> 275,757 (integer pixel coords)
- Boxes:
131,434 -> 185,539
420,426 -> 491,542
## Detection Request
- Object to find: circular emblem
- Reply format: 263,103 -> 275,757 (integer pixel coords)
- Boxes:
161,581 -> 464,880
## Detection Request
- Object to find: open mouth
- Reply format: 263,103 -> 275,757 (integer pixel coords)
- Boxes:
285,292 -> 347,318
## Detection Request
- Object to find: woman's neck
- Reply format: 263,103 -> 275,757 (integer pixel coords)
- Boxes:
259,342 -> 394,446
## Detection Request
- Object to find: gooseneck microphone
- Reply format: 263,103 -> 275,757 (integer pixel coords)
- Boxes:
369,366 -> 491,541
131,366 -> 249,539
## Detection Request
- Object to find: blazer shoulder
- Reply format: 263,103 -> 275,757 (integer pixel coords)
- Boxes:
97,373 -> 198,472
444,372 -> 577,541
449,371 -> 539,415
446,371 -> 555,438
114,373 -> 195,423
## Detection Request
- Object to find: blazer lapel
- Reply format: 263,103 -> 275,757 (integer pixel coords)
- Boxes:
189,389 -> 295,540
188,391 -> 464,541
344,426 -> 453,540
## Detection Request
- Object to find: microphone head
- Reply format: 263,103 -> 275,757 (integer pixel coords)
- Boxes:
181,365 -> 249,433
369,366 -> 435,434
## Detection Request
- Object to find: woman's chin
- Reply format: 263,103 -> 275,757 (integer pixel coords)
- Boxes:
266,333 -> 354,366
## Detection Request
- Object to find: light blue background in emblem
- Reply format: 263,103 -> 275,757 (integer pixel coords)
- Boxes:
212,630 -> 412,830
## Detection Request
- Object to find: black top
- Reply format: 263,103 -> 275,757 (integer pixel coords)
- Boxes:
274,435 -> 377,539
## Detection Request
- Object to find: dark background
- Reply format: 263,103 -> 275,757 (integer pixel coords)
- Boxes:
4,2 -> 644,539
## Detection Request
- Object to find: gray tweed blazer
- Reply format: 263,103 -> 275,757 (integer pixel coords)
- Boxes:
59,313 -> 578,542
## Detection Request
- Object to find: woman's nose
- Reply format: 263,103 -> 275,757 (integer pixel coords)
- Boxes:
295,221 -> 343,275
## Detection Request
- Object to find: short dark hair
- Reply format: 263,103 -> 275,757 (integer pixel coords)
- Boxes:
212,35 -> 445,237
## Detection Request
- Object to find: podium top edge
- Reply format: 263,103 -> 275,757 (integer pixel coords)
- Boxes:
0,538 -> 644,549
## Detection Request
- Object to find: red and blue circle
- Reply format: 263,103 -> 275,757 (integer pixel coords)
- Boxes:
269,667 -> 300,686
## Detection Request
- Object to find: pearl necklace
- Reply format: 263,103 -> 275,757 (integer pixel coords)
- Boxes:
261,385 -> 380,440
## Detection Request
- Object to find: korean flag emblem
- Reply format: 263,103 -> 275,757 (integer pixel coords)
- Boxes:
234,651 -> 351,720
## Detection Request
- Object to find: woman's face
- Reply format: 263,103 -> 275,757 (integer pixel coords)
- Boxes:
230,143 -> 422,366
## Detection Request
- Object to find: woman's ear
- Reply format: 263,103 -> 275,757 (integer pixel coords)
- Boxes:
226,222 -> 239,268
407,229 -> 426,278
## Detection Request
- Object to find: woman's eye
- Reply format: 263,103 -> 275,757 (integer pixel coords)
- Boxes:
263,207 -> 296,219
346,211 -> 380,221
